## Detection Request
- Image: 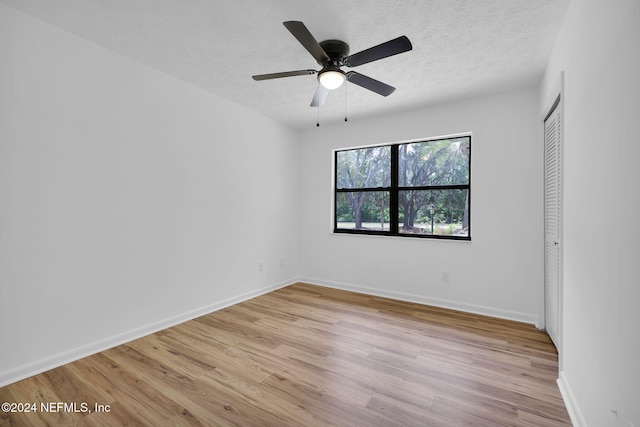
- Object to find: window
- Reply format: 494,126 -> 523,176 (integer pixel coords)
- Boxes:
334,135 -> 471,240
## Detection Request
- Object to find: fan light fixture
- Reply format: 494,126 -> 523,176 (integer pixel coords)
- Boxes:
252,21 -> 413,115
319,70 -> 345,90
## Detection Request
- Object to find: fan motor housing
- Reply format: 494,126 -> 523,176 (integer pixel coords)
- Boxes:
318,39 -> 350,64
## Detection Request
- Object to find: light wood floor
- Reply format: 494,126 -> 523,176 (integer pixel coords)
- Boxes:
0,283 -> 571,426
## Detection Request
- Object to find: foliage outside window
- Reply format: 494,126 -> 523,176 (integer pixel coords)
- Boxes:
334,135 -> 470,240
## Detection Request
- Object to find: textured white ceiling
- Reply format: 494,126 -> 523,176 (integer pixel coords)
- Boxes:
1,0 -> 570,129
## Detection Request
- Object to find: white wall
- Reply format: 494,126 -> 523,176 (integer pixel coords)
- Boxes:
298,87 -> 544,325
540,0 -> 640,426
0,4 -> 300,386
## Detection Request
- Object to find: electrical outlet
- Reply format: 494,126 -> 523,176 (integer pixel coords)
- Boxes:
258,261 -> 264,272
442,272 -> 450,283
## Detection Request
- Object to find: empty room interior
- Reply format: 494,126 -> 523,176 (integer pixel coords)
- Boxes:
1,1 -> 638,426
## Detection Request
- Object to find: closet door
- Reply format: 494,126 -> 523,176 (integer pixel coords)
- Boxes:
544,95 -> 562,349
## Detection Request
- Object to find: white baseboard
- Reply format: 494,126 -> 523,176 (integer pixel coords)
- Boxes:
557,370 -> 587,427
299,276 -> 540,326
0,279 -> 296,388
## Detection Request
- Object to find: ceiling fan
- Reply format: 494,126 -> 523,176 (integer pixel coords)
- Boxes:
252,21 -> 412,108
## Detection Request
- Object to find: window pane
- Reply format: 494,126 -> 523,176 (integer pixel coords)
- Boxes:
398,137 -> 470,187
336,191 -> 390,231
336,146 -> 391,189
398,189 -> 469,237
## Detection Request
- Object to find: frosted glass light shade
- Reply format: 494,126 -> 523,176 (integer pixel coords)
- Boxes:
319,70 -> 345,90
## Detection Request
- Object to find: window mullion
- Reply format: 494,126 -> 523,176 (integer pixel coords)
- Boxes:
390,145 -> 399,234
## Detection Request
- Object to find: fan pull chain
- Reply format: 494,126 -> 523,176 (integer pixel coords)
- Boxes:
316,105 -> 320,127
344,82 -> 348,122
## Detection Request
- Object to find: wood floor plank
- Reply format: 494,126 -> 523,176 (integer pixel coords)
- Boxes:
0,282 -> 571,426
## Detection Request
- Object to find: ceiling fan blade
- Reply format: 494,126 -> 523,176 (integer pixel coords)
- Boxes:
346,71 -> 396,96
252,69 -> 316,81
310,84 -> 329,107
283,21 -> 329,64
344,36 -> 412,67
